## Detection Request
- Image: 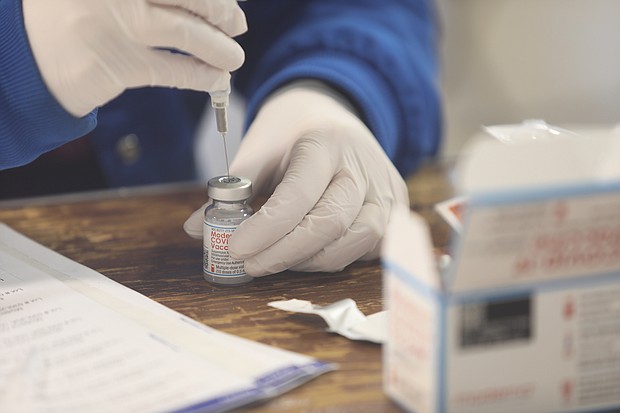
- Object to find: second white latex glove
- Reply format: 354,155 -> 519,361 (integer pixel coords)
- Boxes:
185,84 -> 409,276
23,0 -> 246,117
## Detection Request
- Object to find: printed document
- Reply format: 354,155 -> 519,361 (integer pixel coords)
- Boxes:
0,224 -> 332,413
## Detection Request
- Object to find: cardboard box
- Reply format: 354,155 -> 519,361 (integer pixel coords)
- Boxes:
383,135 -> 620,413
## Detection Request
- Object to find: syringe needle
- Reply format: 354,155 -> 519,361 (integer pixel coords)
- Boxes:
221,132 -> 230,179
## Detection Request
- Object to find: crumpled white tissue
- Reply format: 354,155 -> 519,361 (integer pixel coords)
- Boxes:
268,298 -> 387,344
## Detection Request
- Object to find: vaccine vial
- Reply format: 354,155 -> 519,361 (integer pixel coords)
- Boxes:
203,176 -> 254,285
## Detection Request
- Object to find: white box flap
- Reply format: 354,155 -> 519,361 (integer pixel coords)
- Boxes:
382,206 -> 441,291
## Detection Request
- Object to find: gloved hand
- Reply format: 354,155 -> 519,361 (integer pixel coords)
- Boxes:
23,0 -> 246,117
184,83 -> 410,276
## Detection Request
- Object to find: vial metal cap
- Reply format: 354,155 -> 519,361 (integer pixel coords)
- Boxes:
207,176 -> 252,201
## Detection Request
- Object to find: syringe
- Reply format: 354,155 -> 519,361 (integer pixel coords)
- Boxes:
210,89 -> 231,179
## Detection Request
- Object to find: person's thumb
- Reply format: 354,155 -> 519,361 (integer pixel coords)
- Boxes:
183,201 -> 211,239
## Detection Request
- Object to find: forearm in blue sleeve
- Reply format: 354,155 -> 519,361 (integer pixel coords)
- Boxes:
0,0 -> 96,170
236,0 -> 442,177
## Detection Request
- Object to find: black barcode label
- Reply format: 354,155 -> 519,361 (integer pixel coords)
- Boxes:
460,296 -> 532,349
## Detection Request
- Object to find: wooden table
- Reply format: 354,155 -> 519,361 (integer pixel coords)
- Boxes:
0,162 -> 454,413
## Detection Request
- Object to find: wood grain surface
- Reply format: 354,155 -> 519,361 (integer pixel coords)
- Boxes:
0,163 -> 454,413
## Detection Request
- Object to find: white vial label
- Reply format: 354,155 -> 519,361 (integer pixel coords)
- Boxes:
203,222 -> 245,277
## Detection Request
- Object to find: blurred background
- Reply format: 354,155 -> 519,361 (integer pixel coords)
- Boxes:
3,1 -> 619,197
436,0 -> 620,157
199,0 -> 620,178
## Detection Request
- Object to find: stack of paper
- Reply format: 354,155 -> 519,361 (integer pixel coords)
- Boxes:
0,224 -> 332,413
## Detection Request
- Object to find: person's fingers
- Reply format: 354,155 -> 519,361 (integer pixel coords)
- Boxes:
229,136 -> 336,259
148,0 -> 247,36
137,6 -> 245,72
289,202 -> 386,273
228,108 -> 310,200
238,171 -> 364,276
183,202 -> 211,239
124,48 -> 231,92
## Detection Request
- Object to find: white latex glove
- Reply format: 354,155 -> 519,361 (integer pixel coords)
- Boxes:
23,0 -> 246,117
184,83 -> 410,276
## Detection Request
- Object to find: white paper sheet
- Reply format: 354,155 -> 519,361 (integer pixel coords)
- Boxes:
0,224 -> 333,413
